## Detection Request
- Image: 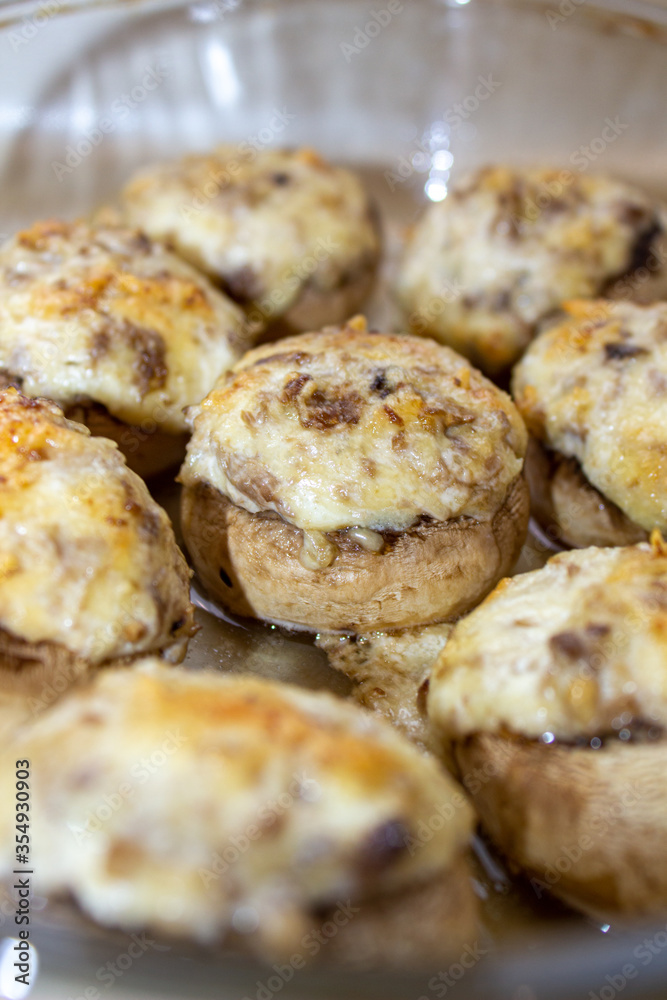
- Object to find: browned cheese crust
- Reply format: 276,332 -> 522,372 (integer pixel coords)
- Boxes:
0,661 -> 476,962
399,167 -> 667,376
179,320 -> 529,630
0,219 -> 247,476
513,299 -> 667,546
120,146 -> 381,336
0,388 -> 195,742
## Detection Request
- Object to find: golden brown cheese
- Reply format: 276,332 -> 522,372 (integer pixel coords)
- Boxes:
120,146 -> 380,324
428,538 -> 667,743
398,167 -> 667,373
0,660 -> 474,948
0,220 -> 246,432
180,319 -> 527,533
513,300 -> 667,533
0,389 -> 192,662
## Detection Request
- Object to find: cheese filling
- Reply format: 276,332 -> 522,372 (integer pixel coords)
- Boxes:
181,321 -> 527,534
0,220 -> 246,432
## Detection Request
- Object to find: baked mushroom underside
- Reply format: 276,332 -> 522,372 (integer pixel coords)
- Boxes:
525,437 -> 647,549
454,731 -> 666,919
0,372 -> 187,478
180,474 -> 530,632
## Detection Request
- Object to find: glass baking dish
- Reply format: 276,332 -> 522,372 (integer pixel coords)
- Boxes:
1,0 -> 667,996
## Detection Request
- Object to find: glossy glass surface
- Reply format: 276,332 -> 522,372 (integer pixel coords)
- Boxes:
1,1 -> 667,996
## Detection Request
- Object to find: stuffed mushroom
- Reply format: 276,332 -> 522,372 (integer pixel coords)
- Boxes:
0,659 -> 477,964
120,146 -> 381,336
428,538 -> 667,919
0,388 -> 194,742
0,219 -> 247,476
398,167 -> 667,377
512,299 -> 667,549
179,317 -> 529,632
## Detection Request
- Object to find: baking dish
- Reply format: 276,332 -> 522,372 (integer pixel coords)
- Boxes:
2,0 -> 667,996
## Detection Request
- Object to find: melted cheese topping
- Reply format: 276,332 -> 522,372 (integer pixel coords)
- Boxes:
513,300 -> 667,532
0,389 -> 191,661
120,147 -> 380,319
0,220 -> 246,432
0,660 -> 473,945
398,167 -> 667,372
180,320 -> 527,532
429,538 -> 667,743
